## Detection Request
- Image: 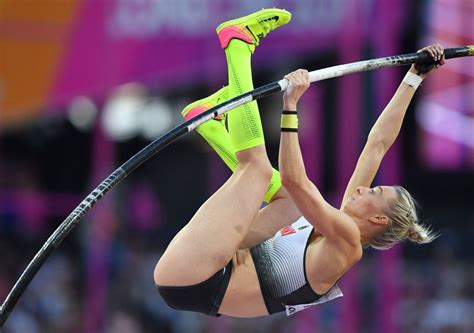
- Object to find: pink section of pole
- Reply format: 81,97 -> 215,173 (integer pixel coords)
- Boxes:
83,122 -> 115,333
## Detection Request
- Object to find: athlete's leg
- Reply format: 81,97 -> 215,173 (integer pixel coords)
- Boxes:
154,9 -> 291,287
181,87 -> 282,203
182,91 -> 301,246
155,146 -> 272,286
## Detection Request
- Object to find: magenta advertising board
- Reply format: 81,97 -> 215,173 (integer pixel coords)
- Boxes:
49,0 -> 373,108
416,0 -> 474,170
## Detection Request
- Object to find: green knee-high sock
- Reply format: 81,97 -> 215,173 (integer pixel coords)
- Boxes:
195,102 -> 281,202
265,169 -> 282,203
225,39 -> 265,152
197,118 -> 282,203
196,118 -> 238,173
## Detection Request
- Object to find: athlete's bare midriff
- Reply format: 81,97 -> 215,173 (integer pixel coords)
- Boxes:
218,249 -> 268,317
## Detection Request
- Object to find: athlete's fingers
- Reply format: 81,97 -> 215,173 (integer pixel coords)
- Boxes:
418,46 -> 435,59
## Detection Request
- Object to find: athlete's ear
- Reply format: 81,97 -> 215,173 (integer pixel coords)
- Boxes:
369,215 -> 389,226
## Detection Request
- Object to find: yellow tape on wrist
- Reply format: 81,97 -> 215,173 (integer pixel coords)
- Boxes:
281,111 -> 298,132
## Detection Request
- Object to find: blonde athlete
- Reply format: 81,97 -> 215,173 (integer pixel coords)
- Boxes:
154,8 -> 441,317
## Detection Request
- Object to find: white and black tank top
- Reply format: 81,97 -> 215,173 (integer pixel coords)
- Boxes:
250,216 -> 343,316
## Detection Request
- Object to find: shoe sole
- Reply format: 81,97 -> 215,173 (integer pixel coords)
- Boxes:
182,87 -> 229,120
216,8 -> 292,34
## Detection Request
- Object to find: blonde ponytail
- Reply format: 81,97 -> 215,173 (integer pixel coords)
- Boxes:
408,222 -> 438,244
369,186 -> 439,250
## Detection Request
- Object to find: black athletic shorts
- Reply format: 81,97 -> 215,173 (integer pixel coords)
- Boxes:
156,261 -> 233,317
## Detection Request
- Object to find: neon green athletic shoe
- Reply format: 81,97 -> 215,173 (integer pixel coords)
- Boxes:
216,8 -> 292,49
182,86 -> 229,122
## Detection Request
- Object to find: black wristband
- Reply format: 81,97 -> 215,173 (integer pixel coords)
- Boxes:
281,128 -> 299,132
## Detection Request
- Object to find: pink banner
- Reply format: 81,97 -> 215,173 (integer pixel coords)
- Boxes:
48,0 -> 375,109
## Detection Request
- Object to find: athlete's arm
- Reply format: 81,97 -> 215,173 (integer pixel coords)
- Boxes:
341,44 -> 445,207
279,70 -> 360,246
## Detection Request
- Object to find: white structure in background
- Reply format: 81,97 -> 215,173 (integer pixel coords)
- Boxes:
140,97 -> 174,141
102,83 -> 147,141
67,96 -> 98,132
102,83 -> 174,141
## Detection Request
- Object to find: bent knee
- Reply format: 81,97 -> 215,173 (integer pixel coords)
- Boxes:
237,153 -> 273,181
236,145 -> 270,166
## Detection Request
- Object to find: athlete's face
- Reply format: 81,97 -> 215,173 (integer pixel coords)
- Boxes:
344,185 -> 398,225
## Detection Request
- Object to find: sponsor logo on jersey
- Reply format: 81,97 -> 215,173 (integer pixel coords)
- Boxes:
280,225 -> 296,236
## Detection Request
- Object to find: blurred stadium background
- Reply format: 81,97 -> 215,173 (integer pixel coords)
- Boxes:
0,0 -> 473,332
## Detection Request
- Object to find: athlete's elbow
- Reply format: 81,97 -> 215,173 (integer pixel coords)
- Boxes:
281,171 -> 307,190
366,132 -> 389,155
